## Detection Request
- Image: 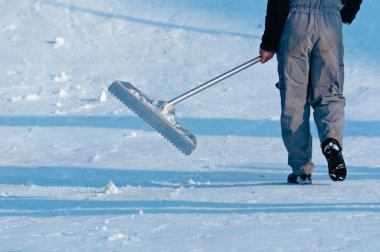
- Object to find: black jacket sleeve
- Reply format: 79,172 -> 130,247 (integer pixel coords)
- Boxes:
260,0 -> 290,51
341,0 -> 362,24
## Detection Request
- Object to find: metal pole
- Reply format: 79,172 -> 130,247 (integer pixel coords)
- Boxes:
166,56 -> 261,106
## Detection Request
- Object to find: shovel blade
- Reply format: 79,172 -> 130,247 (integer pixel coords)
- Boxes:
108,81 -> 197,155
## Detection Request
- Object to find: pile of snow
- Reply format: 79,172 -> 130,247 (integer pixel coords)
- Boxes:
53,37 -> 65,48
53,72 -> 70,83
104,181 -> 120,195
99,90 -> 107,102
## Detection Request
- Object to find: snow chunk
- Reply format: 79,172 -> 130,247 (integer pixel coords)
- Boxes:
81,104 -> 93,110
92,154 -> 101,162
171,186 -> 183,197
11,97 -> 22,102
58,89 -> 68,98
107,233 -> 125,242
54,109 -> 63,115
125,132 -> 139,138
0,192 -> 8,197
54,37 -> 65,48
188,179 -> 200,186
25,94 -> 40,101
54,72 -> 70,82
0,24 -> 17,32
105,181 -> 120,195
99,90 -> 107,102
270,115 -> 281,121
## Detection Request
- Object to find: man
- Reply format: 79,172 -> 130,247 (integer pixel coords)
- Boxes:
260,0 -> 362,184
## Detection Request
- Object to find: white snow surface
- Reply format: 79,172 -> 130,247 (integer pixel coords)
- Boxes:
1,0 -> 380,251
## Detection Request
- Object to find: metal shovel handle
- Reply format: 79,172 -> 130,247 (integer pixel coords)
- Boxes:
167,56 -> 261,106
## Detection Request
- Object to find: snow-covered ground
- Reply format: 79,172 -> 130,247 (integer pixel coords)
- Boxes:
1,0 -> 380,251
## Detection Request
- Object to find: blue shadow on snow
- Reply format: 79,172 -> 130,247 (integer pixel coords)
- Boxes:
0,165 -> 290,188
0,116 -> 379,137
0,165 -> 379,188
42,0 -> 258,39
1,165 -> 380,216
1,197 -> 380,217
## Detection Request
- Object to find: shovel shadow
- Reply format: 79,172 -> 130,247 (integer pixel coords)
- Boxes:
1,116 -> 379,137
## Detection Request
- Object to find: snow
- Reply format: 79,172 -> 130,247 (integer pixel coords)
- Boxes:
58,89 -> 68,98
1,0 -> 380,251
53,36 -> 65,48
24,94 -> 40,101
99,90 -> 107,103
107,233 -> 126,242
104,181 -> 120,195
53,72 -> 70,82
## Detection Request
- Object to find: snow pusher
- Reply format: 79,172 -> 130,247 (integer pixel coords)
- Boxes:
108,56 -> 261,155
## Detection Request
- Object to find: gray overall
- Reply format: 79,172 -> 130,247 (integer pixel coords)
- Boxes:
277,0 -> 345,175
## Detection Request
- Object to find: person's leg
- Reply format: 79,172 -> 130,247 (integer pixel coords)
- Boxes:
309,11 -> 347,181
277,13 -> 314,177
309,28 -> 345,147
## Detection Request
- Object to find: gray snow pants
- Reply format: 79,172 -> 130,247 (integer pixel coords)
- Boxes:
277,0 -> 345,175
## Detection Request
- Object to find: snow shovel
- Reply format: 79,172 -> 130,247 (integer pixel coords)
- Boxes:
108,56 -> 261,155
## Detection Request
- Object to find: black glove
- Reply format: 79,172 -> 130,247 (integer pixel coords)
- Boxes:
341,0 -> 362,24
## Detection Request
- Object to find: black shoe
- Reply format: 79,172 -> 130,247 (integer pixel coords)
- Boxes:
287,173 -> 312,185
322,138 -> 347,182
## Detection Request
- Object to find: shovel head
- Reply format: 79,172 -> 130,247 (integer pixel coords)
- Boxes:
108,81 -> 197,155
